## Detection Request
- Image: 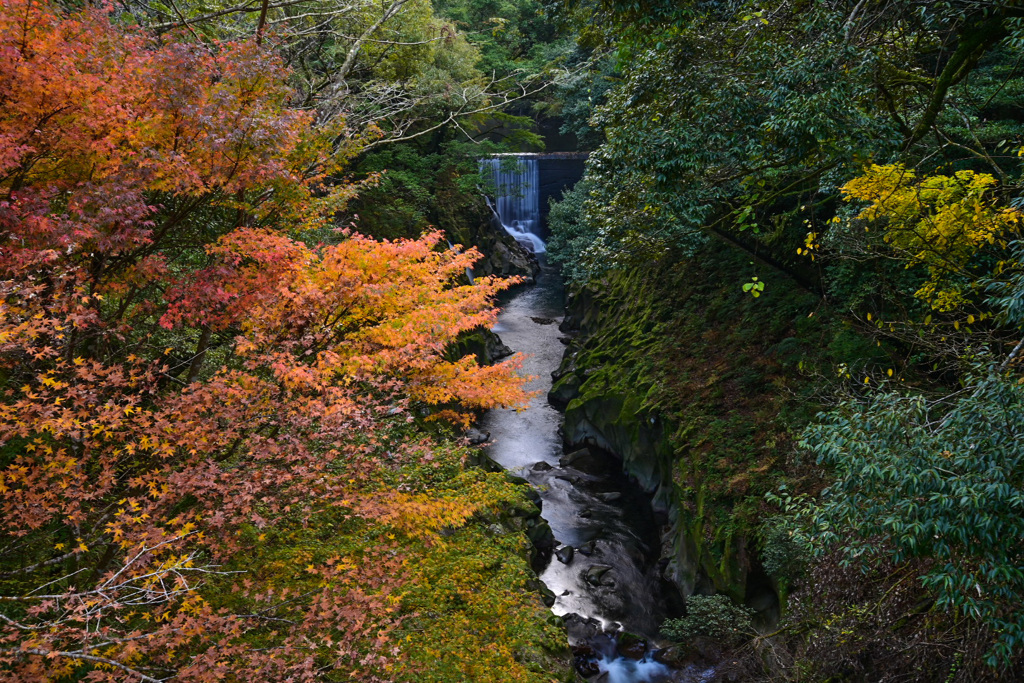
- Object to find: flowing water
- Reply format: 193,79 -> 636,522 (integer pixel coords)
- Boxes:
479,157 -> 547,254
480,262 -> 681,682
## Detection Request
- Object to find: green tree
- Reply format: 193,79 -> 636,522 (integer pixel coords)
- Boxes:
799,367 -> 1024,665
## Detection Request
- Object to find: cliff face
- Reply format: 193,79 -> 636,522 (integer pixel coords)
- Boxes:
550,244 -> 831,628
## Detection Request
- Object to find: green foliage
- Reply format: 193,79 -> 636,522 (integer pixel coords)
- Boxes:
551,0 -> 1024,294
545,177 -> 593,281
757,514 -> 810,582
552,51 -> 618,150
661,594 -> 754,644
799,368 -> 1024,665
436,0 -> 560,77
741,277 -> 764,298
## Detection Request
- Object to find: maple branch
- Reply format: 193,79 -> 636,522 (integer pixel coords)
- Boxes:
0,648 -> 165,683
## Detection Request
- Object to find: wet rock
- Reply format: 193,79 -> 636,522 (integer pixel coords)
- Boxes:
563,613 -> 604,644
465,428 -> 490,445
538,582 -> 556,608
573,656 -> 600,678
585,564 -> 613,586
577,509 -> 593,519
558,335 -> 573,345
557,446 -> 613,475
616,632 -> 648,660
547,372 -> 581,409
484,332 -> 513,361
530,460 -> 553,472
555,545 -> 574,564
570,642 -> 596,659
526,518 -> 555,547
526,519 -> 555,571
577,540 -> 597,556
530,316 -> 557,325
595,491 -> 623,503
558,447 -> 593,468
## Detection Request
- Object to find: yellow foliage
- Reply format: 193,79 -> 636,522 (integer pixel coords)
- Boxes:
842,164 -> 1022,311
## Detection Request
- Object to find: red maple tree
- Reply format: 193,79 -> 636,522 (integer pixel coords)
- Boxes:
0,2 -> 527,679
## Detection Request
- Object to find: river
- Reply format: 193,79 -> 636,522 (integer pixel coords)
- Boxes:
480,262 -> 711,683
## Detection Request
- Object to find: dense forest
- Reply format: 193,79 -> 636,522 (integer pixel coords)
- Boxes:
1,0 -> 1023,681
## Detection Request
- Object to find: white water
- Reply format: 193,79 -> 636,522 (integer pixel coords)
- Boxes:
480,157 -> 547,254
599,656 -> 671,683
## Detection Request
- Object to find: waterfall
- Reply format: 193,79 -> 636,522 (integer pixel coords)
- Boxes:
480,157 -> 546,254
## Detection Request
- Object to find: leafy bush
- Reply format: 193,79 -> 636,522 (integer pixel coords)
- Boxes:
758,516 -> 811,581
799,367 -> 1024,666
661,594 -> 754,644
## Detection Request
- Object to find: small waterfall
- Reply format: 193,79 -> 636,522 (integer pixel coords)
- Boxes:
480,157 -> 546,254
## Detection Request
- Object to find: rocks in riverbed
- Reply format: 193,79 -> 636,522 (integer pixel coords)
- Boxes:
531,460 -> 552,472
555,545 -> 574,564
616,632 -> 648,660
584,564 -> 613,586
573,656 -> 600,678
577,540 -> 597,556
563,613 -> 604,645
595,491 -> 622,503
530,316 -> 557,325
538,582 -> 556,608
525,518 -> 555,571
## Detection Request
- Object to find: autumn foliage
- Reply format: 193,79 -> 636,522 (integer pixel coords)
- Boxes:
0,1 -> 535,680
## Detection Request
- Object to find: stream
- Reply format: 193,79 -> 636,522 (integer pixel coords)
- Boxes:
480,261 -> 713,683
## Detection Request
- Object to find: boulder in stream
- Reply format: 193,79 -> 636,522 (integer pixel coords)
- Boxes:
531,460 -> 553,472
584,564 -> 613,586
555,545 -> 574,564
558,447 -> 593,468
615,632 -> 648,660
